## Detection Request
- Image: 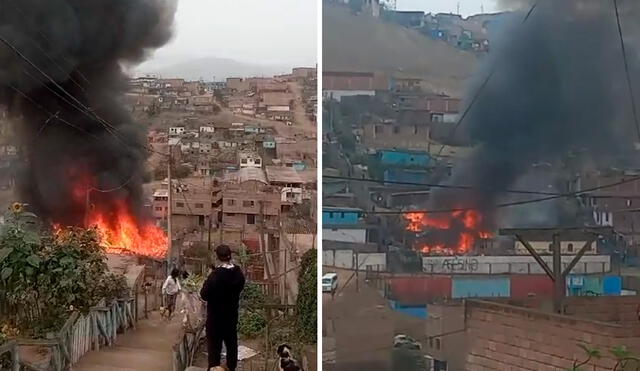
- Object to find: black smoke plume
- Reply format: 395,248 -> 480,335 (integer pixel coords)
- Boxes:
429,0 -> 640,230
0,0 -> 176,225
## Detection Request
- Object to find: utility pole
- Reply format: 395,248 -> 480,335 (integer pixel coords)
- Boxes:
259,199 -> 272,281
457,2 -> 461,15
207,211 -> 213,268
166,145 -> 173,273
355,252 -> 360,292
84,189 -> 92,228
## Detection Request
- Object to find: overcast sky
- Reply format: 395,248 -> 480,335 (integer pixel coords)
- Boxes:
396,0 -> 499,17
138,0 -> 318,71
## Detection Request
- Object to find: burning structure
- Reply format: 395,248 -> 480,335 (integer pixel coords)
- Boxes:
0,0 -> 177,257
406,0 -> 640,255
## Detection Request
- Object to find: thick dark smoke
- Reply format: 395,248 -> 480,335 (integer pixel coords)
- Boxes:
0,0 -> 176,225
429,0 -> 640,230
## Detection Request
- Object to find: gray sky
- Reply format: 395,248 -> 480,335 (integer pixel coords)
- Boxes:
138,0 -> 318,71
396,0 -> 499,17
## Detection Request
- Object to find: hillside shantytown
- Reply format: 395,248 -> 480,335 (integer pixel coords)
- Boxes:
322,0 -> 640,370
0,1 -> 318,370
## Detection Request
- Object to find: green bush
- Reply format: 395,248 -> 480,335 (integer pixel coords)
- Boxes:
295,248 -> 317,343
238,309 -> 267,338
0,210 -> 129,338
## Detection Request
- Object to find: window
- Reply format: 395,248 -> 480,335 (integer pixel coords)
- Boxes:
393,126 -> 400,134
429,338 -> 433,348
567,243 -> 574,253
195,203 -> 204,208
255,158 -> 261,165
241,158 -> 248,164
154,207 -> 163,211
548,243 -> 553,252
176,202 -> 185,208
243,200 -> 255,207
329,212 -> 335,218
374,125 -> 383,134
431,113 -> 444,122
435,338 -> 441,350
414,125 -> 418,134
227,199 -> 236,206
247,214 -> 256,225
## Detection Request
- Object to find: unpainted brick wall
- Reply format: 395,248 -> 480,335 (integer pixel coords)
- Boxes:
563,296 -> 640,326
464,300 -> 640,371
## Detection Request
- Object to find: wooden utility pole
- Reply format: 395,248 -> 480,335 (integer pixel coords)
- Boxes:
207,211 -> 213,267
552,233 -> 563,312
502,227 -> 612,314
283,246 -> 288,304
259,199 -> 271,281
355,252 -> 360,292
166,145 -> 173,273
84,189 -> 92,228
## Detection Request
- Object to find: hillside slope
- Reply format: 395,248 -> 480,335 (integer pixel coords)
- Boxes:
136,57 -> 291,80
323,5 -> 477,95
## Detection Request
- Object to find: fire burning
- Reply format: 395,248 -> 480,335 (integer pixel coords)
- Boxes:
85,200 -> 168,258
52,170 -> 168,258
404,209 -> 492,255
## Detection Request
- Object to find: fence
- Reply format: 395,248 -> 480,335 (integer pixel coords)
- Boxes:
16,298 -> 136,371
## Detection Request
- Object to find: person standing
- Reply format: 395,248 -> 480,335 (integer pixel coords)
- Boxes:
162,268 -> 182,320
200,244 -> 246,371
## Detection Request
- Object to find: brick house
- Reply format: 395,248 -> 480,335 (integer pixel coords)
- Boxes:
221,188 -> 281,238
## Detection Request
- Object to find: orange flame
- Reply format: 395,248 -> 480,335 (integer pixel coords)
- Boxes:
404,208 -> 493,255
86,200 -> 168,258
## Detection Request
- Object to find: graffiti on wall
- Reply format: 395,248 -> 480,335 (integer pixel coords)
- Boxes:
424,257 -> 479,273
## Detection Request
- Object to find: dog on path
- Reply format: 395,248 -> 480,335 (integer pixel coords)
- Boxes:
277,344 -> 303,371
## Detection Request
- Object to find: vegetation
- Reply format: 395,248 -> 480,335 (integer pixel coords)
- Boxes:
238,282 -> 268,338
567,344 -> 640,371
295,248 -> 317,343
0,207 -> 129,339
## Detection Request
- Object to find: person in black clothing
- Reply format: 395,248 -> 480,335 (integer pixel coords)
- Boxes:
200,244 -> 246,371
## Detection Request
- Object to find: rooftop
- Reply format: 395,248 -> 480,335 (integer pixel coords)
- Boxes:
265,166 -> 303,184
238,167 -> 267,184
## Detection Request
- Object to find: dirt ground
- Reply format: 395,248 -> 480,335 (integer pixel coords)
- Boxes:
322,268 -> 424,371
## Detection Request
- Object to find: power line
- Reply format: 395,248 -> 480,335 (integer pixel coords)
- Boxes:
90,172 -> 136,193
324,175 -> 640,199
10,85 -> 100,140
434,0 -> 541,160
323,175 -> 640,215
324,175 -> 558,196
0,32 -> 169,158
5,0 -> 88,94
613,0 -> 640,142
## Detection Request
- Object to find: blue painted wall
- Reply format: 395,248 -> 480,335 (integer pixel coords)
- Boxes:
603,276 -> 622,295
379,150 -> 431,167
384,169 -> 428,184
322,208 -> 361,225
566,275 -> 623,296
388,300 -> 428,319
452,277 -> 510,299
